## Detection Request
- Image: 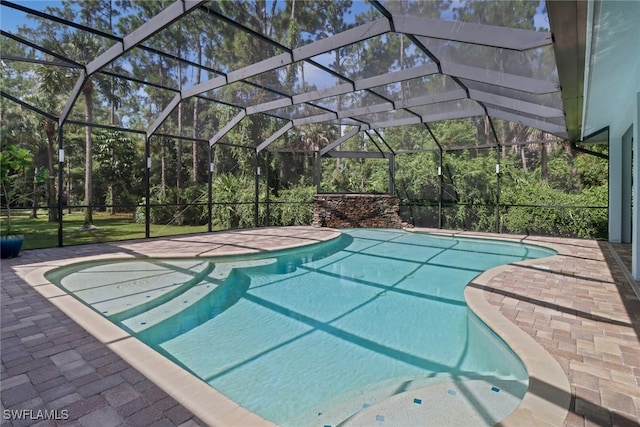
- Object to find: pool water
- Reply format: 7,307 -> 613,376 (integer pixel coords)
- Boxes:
47,229 -> 555,426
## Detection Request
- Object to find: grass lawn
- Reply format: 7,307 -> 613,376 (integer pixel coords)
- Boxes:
3,209 -> 211,249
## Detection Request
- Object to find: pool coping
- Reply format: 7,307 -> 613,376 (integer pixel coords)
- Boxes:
410,228 -> 572,426
9,226 -> 571,426
465,265 -> 570,426
12,227 -> 341,427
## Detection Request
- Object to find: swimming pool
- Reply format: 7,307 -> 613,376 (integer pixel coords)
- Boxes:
46,228 -> 555,426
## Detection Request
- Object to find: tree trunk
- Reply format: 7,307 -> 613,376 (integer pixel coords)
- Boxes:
67,159 -> 72,214
177,62 -> 183,200
83,79 -> 94,228
161,140 -> 167,198
540,143 -> 548,185
43,119 -> 58,222
109,170 -> 115,215
177,106 -> 183,197
30,175 -> 39,219
520,145 -> 528,172
192,39 -> 202,184
192,97 -> 199,184
335,49 -> 342,168
109,76 -> 116,215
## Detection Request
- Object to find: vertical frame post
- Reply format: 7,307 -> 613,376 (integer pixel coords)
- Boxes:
315,151 -> 322,193
265,151 -> 270,226
57,124 -> 64,247
438,148 -> 444,229
145,136 -> 151,238
487,117 -> 502,233
388,153 -> 395,195
425,124 -> 443,229
495,144 -> 501,233
632,92 -> 640,279
254,150 -> 260,227
208,144 -> 213,233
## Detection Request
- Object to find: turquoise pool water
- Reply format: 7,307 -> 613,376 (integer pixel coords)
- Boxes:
47,229 -> 555,426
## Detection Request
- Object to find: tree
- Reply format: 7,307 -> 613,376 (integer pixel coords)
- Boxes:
25,0 -> 129,229
0,145 -> 48,235
1,34 -> 60,222
94,130 -> 141,214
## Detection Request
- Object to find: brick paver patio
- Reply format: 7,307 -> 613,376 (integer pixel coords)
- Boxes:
2,227 -> 639,426
424,230 -> 640,427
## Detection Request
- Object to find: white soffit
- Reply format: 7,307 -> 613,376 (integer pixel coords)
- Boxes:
582,0 -> 640,138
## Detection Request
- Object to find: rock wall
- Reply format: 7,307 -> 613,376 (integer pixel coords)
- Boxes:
312,194 -> 404,228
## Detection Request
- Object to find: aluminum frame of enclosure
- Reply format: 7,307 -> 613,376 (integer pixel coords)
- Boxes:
0,0 -> 580,242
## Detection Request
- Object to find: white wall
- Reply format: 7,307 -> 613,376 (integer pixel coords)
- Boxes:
633,92 -> 640,280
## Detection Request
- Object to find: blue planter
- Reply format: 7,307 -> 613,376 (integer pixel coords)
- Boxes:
1,235 -> 24,258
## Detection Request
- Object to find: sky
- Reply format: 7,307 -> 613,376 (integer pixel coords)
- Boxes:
1,0 -> 550,34
1,1 -> 62,33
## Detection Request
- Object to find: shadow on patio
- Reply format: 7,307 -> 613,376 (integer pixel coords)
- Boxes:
470,237 -> 640,426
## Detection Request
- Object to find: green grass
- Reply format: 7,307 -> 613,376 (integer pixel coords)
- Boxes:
3,209 -> 211,249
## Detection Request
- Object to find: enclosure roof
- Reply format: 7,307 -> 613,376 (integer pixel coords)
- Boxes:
1,0 -> 570,147
580,0 -> 640,140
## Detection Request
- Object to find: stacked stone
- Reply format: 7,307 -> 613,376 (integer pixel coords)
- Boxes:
312,194 -> 403,228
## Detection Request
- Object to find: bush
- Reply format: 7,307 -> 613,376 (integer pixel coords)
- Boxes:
501,183 -> 607,239
269,183 -> 315,226
210,174 -> 263,229
135,185 -> 208,226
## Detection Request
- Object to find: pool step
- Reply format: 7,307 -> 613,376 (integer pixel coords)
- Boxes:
120,258 -> 277,334
339,379 -> 526,427
294,378 -> 527,427
121,275 -> 220,334
108,262 -> 216,322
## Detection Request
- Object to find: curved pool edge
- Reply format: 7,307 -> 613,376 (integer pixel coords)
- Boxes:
14,226 -> 571,426
408,227 -> 571,426
23,265 -> 277,427
465,271 -> 570,426
17,226 -> 342,427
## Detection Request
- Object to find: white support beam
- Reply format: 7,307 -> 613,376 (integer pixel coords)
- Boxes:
209,111 -> 246,146
470,89 -> 565,119
148,75 -> 227,139
632,92 -> 640,279
319,127 -> 362,156
64,0 -> 205,127
441,61 -> 560,95
58,71 -> 87,126
86,44 -> 123,76
292,19 -> 391,62
147,94 -> 181,138
622,129 -> 633,243
395,89 -> 467,109
180,19 -> 391,105
395,15 -> 552,51
293,112 -> 337,127
609,135 -> 623,243
182,76 -> 227,99
323,151 -> 389,159
354,63 -> 439,91
240,63 -> 440,122
227,53 -> 293,83
368,116 -> 423,129
487,108 -> 568,137
292,83 -> 353,105
246,98 -> 292,115
336,102 -> 394,119
420,106 -> 486,123
122,2 -> 568,145
256,122 -> 293,153
86,0 -> 205,75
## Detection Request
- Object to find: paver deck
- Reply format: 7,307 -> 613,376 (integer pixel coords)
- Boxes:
2,226 -> 639,426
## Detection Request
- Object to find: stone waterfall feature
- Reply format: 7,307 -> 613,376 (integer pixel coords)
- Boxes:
312,194 -> 405,228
